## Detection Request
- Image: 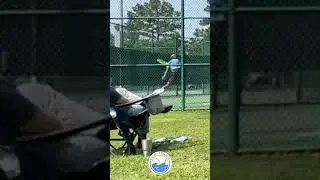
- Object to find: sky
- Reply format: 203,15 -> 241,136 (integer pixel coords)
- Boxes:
110,0 -> 209,46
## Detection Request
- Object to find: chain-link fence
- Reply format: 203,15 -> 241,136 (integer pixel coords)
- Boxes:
110,0 -> 210,110
211,1 -> 320,154
0,1 -> 108,113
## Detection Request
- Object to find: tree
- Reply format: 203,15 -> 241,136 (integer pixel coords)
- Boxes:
187,0 -> 210,56
122,0 -> 181,53
187,27 -> 210,56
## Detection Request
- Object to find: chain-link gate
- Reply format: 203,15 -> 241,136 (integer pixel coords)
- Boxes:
110,0 -> 210,111
0,1 -> 108,113
211,0 -> 320,154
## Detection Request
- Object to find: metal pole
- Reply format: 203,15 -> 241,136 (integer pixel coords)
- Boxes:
109,63 -> 209,67
228,0 -> 240,155
106,0 -> 111,111
1,51 -> 7,75
175,33 -> 178,55
119,0 -> 124,87
0,9 -> 110,15
175,33 -> 179,96
110,16 -> 209,20
235,6 -> 320,12
296,70 -> 302,103
180,0 -> 186,111
31,0 -> 38,77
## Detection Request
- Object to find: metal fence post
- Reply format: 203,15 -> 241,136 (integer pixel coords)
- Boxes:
296,70 -> 302,103
1,51 -> 7,75
119,0 -> 124,87
175,33 -> 179,97
181,0 -> 186,111
30,0 -> 38,76
175,33 -> 178,55
228,0 -> 240,155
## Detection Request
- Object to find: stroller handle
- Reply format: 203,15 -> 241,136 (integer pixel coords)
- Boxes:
17,115 -> 112,142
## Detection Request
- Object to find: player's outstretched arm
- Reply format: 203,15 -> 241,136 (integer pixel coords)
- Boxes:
162,66 -> 170,80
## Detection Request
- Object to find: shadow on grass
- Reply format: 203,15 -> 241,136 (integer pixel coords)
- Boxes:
110,141 -> 195,156
151,141 -> 195,153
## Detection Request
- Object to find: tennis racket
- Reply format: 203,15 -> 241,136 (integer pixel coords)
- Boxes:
156,58 -> 168,65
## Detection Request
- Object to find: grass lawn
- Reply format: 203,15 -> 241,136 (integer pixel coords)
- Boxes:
213,153 -> 320,180
110,111 -> 210,180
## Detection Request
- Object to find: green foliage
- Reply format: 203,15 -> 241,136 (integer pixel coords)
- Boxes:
122,0 -> 181,54
112,0 -> 212,56
200,0 -> 210,26
187,0 -> 210,56
187,28 -> 209,56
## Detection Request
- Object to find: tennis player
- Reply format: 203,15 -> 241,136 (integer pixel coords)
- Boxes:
161,53 -> 181,89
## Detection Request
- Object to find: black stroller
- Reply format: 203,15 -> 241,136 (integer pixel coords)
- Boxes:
0,116 -> 112,180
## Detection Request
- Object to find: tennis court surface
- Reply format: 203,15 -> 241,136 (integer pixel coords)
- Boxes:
64,87 -> 210,112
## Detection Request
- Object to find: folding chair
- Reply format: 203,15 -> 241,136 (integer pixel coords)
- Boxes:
107,87 -> 172,155
109,104 -> 150,155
